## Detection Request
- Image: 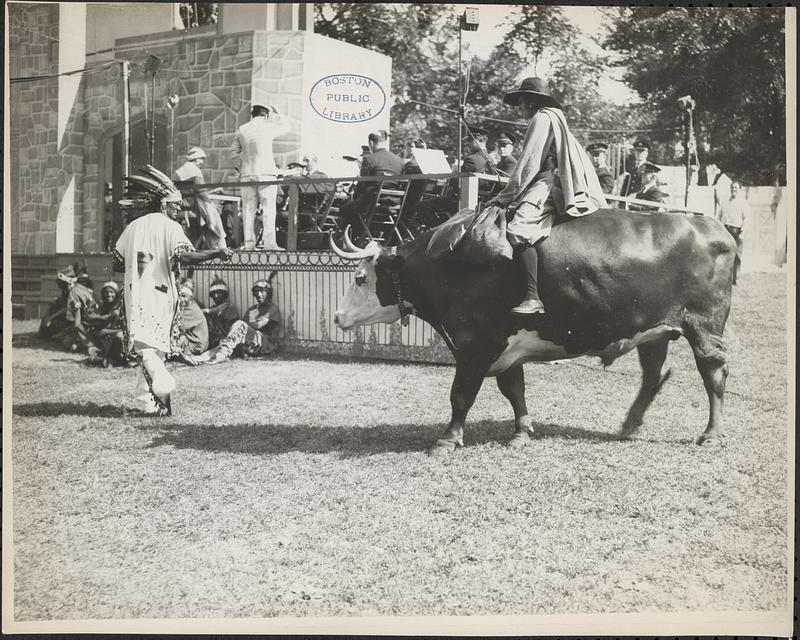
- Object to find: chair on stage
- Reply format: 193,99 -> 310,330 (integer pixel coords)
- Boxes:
349,178 -> 416,247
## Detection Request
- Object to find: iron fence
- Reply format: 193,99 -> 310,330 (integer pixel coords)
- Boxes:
188,250 -> 454,364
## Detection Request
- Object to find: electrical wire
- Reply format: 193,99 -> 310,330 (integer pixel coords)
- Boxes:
10,60 -> 119,84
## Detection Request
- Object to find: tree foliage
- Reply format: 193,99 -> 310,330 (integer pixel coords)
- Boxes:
606,7 -> 786,184
467,6 -> 625,147
313,4 -> 785,180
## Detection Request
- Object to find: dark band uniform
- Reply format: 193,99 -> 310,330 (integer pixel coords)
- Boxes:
629,161 -> 667,211
339,148 -> 404,234
586,142 -> 615,194
497,155 -> 518,175
496,133 -> 518,175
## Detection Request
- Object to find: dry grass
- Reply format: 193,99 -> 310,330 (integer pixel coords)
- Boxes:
9,273 -> 790,621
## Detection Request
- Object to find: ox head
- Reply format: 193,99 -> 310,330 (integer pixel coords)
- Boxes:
331,230 -> 405,330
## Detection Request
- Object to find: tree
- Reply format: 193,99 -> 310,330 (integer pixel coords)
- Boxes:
466,5 -> 625,146
605,7 -> 786,184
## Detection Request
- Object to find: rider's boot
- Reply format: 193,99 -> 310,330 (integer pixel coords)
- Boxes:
511,244 -> 545,314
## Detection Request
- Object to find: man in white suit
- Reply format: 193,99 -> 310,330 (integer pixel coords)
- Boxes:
231,104 -> 288,251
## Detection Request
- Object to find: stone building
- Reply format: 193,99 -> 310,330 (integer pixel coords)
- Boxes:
8,2 -> 392,254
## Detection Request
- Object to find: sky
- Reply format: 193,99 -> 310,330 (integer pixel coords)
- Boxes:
459,4 -> 639,105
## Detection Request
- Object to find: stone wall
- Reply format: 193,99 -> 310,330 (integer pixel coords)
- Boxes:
8,3 -> 61,253
9,14 -> 390,256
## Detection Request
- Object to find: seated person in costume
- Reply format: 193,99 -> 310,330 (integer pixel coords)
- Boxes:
172,278 -> 210,360
484,77 -> 607,314
174,146 -> 228,249
586,142 -> 615,194
39,263 -> 84,344
629,163 -> 668,211
338,130 -> 404,236
85,281 -> 128,367
189,274 -> 282,364
202,275 -> 240,348
65,267 -> 101,354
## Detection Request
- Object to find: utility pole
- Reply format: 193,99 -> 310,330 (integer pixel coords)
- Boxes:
144,55 -> 163,165
457,8 -> 479,170
121,60 -> 130,179
677,95 -> 696,207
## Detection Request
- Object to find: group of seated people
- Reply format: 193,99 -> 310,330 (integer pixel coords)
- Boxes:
586,138 -> 670,210
171,273 -> 283,366
174,132 -> 672,251
38,263 -> 284,368
38,263 -> 128,367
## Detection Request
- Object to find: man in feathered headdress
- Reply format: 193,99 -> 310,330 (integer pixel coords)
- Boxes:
114,165 -> 234,415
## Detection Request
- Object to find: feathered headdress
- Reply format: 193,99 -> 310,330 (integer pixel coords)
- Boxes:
119,165 -> 183,216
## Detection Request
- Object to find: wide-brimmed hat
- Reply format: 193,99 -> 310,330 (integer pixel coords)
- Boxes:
586,142 -> 609,153
503,77 -> 562,109
187,147 -> 207,161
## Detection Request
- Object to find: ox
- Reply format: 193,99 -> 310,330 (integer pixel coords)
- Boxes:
331,208 -> 736,456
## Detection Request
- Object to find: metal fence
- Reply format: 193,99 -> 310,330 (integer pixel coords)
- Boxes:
189,250 -> 454,364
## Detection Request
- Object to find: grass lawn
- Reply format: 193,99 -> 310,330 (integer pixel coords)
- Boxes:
8,272 -> 790,622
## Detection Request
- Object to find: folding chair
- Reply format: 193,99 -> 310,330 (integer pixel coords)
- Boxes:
354,177 -> 414,246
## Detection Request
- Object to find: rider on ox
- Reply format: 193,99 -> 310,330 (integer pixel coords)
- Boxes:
331,182 -> 736,454
484,77 -> 607,314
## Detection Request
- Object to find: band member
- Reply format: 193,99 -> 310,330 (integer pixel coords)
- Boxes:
495,132 -> 518,175
629,162 -> 668,211
586,142 -> 615,194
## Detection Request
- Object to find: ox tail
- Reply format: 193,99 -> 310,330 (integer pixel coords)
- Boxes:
681,314 -> 729,365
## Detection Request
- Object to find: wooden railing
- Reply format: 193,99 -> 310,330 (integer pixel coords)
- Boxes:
183,172 -> 508,250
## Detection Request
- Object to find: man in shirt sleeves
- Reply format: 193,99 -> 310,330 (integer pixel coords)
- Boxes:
231,104 -> 289,251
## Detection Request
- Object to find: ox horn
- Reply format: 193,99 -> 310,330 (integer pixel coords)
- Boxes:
343,226 -> 362,252
328,229 -> 381,260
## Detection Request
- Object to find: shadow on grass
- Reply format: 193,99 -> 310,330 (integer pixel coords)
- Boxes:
13,401 -> 128,418
11,332 -> 65,350
145,418 -> 625,457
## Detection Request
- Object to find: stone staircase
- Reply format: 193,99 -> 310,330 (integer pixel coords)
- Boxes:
11,254 -> 117,320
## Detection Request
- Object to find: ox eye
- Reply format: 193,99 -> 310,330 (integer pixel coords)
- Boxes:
355,274 -> 367,286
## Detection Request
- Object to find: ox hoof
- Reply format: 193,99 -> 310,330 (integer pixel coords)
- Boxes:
427,439 -> 460,457
507,431 -> 531,449
697,433 -> 725,447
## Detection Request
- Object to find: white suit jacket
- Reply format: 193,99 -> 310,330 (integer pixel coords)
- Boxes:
230,116 -> 288,177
